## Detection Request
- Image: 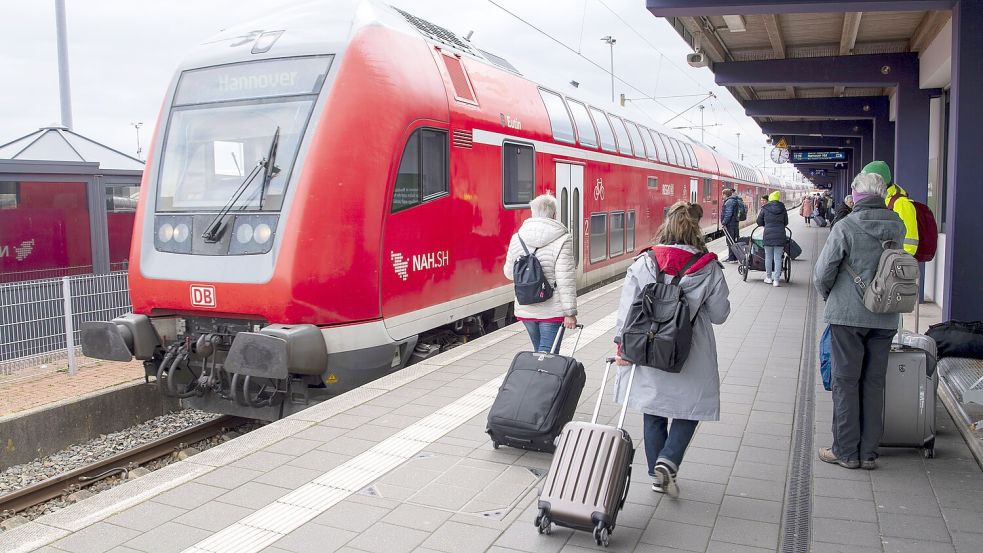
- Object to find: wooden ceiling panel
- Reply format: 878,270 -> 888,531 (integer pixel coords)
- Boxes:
857,11 -> 927,42
778,12 -> 844,46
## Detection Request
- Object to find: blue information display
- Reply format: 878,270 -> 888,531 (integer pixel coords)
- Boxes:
791,150 -> 848,162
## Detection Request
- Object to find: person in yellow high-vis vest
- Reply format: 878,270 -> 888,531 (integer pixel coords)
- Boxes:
861,161 -> 919,255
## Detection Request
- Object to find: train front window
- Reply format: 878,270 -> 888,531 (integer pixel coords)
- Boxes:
157,56 -> 332,212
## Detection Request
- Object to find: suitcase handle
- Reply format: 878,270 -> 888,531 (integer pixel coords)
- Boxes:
594,357 -> 637,430
550,323 -> 584,355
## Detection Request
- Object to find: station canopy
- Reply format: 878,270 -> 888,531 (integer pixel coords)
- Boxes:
0,125 -> 144,171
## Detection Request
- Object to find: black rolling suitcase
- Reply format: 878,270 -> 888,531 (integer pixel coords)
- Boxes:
487,325 -> 585,452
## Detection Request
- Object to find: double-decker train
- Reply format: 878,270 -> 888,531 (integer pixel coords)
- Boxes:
82,0 -> 804,420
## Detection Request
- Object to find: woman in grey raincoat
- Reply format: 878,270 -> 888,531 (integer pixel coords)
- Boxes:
613,202 -> 731,497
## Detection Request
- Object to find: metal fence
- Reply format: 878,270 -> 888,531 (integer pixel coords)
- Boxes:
0,271 -> 131,375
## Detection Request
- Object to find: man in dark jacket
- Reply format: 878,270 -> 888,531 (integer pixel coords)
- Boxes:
755,190 -> 788,286
720,189 -> 742,262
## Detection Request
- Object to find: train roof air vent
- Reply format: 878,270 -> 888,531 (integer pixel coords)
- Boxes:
477,48 -> 522,75
441,54 -> 477,104
452,129 -> 473,149
392,7 -> 479,57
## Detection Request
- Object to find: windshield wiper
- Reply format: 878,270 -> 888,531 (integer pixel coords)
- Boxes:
201,127 -> 280,243
258,126 -> 280,207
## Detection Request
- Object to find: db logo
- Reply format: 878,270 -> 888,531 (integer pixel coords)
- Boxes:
190,285 -> 216,308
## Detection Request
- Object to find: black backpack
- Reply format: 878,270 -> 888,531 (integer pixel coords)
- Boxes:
736,199 -> 748,221
620,252 -> 703,372
513,235 -> 555,305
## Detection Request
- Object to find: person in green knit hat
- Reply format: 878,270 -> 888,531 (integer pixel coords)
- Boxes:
860,161 -> 919,255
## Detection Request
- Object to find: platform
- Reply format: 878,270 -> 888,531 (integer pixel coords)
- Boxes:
3,216 -> 980,553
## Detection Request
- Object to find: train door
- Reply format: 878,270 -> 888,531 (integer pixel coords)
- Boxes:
555,162 -> 584,280
689,178 -> 699,204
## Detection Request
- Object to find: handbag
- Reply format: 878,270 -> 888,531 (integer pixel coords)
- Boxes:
819,324 -> 832,391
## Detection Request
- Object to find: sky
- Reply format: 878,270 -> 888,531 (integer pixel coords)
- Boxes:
0,0 -> 804,181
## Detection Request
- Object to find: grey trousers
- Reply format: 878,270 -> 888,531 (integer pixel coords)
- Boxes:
829,324 -> 896,461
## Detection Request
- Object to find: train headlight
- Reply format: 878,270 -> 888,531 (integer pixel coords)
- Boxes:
154,216 -> 193,254
173,223 -> 190,243
158,223 -> 174,243
253,223 -> 272,245
229,215 -> 278,255
236,223 -> 254,244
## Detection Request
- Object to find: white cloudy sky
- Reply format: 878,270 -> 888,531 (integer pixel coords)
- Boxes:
0,0 -> 802,180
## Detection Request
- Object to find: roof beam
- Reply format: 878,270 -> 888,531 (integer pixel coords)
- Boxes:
647,0 -> 955,16
840,12 -> 863,55
910,10 -> 952,51
763,14 -> 786,58
745,96 -> 888,119
759,119 -> 872,137
714,53 -> 919,87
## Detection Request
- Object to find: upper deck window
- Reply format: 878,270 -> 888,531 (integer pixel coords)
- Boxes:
647,129 -> 667,162
538,90 -> 576,144
158,56 -> 333,213
589,107 -> 618,153
609,116 -> 633,156
566,100 -> 598,148
638,126 -> 658,161
685,143 -> 698,168
625,122 -> 647,158
657,133 -> 677,165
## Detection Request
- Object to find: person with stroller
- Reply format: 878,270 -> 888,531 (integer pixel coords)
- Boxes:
800,195 -> 815,226
756,190 -> 788,287
503,194 -> 577,352
720,188 -> 743,263
613,202 -> 731,497
813,172 -> 905,470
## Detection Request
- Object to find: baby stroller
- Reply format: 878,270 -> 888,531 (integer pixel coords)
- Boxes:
723,226 -> 791,283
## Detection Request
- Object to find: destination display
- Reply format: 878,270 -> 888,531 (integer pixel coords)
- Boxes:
791,150 -> 848,162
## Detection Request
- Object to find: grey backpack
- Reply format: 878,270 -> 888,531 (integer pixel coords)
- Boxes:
845,227 -> 919,314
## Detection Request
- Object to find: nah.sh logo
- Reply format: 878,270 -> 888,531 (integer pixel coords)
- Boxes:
190,284 -> 216,308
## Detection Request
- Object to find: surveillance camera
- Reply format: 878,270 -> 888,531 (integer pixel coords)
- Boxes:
766,138 -> 773,145
686,51 -> 708,68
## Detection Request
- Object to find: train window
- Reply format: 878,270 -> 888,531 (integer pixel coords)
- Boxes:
657,133 -> 677,165
685,143 -> 698,168
106,185 -> 140,213
609,116 -> 633,156
638,126 -> 658,161
503,141 -> 535,207
538,89 -> 575,144
0,182 -> 19,209
647,176 -> 659,188
647,130 -> 667,162
669,138 -> 686,167
589,107 -> 618,153
391,128 -> 448,213
589,213 -> 607,263
625,123 -> 646,158
626,210 -> 636,252
567,100 -> 598,148
703,178 -> 712,199
610,211 -> 625,257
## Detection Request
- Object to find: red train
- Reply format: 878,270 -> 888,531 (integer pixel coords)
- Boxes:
81,1 -> 801,419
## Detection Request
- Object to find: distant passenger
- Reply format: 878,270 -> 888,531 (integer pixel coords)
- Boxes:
760,194 -> 769,208
861,161 -> 919,255
503,194 -> 577,352
720,188 -> 742,262
756,190 -> 788,287
832,195 -> 854,226
813,172 -> 905,470
613,201 -> 731,497
800,195 -> 815,226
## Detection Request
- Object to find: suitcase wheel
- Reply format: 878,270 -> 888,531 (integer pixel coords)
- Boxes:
923,438 -> 935,459
491,441 -> 499,450
593,524 -> 610,547
535,509 -> 552,535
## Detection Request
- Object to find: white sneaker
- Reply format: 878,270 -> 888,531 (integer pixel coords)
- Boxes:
763,277 -> 772,284
773,279 -> 780,288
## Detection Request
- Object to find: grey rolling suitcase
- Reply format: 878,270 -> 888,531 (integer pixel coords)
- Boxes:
881,330 -> 938,458
535,357 -> 635,548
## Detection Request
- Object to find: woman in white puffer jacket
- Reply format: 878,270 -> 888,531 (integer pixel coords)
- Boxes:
503,194 -> 578,352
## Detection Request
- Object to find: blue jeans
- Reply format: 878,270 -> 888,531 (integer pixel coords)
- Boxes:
644,414 -> 698,474
763,245 -> 783,281
522,321 -> 563,353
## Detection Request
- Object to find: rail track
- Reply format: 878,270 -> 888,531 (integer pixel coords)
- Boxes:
0,415 -> 244,516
